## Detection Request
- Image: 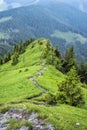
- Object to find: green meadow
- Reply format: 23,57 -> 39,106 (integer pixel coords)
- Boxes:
0,38 -> 87,130
51,30 -> 87,44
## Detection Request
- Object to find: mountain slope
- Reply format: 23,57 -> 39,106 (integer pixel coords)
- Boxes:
0,2 -> 87,61
0,38 -> 87,130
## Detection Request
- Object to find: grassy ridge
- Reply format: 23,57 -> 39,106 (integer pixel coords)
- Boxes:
36,65 -> 64,92
0,39 -> 46,104
0,38 -> 87,130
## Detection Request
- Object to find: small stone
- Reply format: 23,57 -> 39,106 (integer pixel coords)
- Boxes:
76,122 -> 80,127
0,114 -> 3,118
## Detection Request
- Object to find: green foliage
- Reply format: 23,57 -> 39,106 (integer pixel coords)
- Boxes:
24,68 -> 29,72
78,62 -> 87,84
42,41 -> 62,70
19,70 -> 22,73
0,57 -> 3,65
0,38 -> 87,130
57,67 -> 84,106
13,43 -> 25,55
55,46 -> 61,59
3,53 -> 11,63
11,53 -> 19,65
44,92 -> 57,105
62,46 -> 78,73
7,119 -> 33,130
0,39 -> 33,65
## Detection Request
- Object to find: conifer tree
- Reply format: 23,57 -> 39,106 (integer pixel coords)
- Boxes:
0,57 -> 3,65
12,53 -> 19,65
3,53 -> 11,63
78,62 -> 87,83
62,46 -> 78,73
55,46 -> 61,59
57,67 -> 84,106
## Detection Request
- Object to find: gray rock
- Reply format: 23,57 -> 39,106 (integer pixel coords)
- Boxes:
28,113 -> 38,122
0,105 -> 53,130
19,126 -> 29,130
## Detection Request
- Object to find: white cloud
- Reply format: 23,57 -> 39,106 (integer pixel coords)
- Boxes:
0,0 -> 8,11
79,3 -> 84,11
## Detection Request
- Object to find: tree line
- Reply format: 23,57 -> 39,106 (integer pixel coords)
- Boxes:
0,38 -> 87,84
0,38 -> 35,65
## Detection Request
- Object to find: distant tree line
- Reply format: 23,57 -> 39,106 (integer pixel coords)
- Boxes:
0,38 -> 35,65
54,45 -> 87,84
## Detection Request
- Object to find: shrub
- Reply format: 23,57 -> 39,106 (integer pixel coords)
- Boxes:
44,92 -> 57,105
57,67 -> 84,106
19,70 -> 22,73
24,68 -> 29,72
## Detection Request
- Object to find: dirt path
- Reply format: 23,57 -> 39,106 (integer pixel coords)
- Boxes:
29,61 -> 47,98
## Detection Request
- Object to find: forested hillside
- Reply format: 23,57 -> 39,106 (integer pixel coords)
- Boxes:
0,2 -> 87,61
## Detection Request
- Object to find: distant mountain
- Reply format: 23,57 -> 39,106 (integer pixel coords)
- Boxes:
39,0 -> 87,13
0,0 -> 40,11
1,0 -> 87,13
0,2 -> 87,61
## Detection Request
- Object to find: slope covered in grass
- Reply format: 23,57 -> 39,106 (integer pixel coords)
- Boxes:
51,30 -> 87,44
0,38 -> 48,104
0,38 -> 87,130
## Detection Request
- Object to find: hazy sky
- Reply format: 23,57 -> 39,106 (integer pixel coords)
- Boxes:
0,0 -> 87,12
0,0 -> 39,11
0,0 -> 8,11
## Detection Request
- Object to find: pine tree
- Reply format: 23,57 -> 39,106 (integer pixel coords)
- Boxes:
78,62 -> 87,83
13,44 -> 19,53
55,46 -> 61,59
62,46 -> 78,73
0,57 -> 3,65
12,53 -> 19,65
57,67 -> 84,106
3,53 -> 11,63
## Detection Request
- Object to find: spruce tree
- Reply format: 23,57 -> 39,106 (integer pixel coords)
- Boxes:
57,67 -> 84,106
0,57 -> 3,65
78,62 -> 87,83
12,53 -> 19,65
62,46 -> 78,73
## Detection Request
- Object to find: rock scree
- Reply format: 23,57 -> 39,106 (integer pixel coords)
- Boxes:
0,108 -> 54,130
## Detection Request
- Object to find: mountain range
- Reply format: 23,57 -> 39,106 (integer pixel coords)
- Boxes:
0,0 -> 87,61
0,1 -> 87,129
1,0 -> 87,13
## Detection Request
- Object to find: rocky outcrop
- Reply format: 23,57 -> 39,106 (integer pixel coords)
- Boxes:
0,108 -> 54,130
